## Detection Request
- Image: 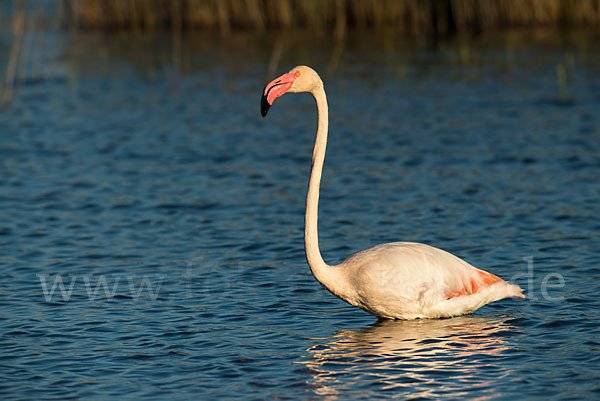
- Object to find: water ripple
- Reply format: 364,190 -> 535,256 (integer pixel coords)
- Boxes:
0,31 -> 599,400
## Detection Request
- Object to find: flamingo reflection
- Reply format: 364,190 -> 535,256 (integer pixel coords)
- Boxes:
301,317 -> 519,399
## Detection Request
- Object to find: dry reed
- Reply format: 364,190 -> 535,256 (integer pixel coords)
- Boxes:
58,0 -> 600,35
2,0 -> 25,107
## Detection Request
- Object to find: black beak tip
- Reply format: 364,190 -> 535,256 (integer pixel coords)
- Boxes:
261,95 -> 270,117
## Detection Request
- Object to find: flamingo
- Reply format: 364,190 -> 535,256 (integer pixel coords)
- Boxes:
261,65 -> 525,319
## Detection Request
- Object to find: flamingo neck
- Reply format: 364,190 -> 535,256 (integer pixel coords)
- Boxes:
305,85 -> 337,290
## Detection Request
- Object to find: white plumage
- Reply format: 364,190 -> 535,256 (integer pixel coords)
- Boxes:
336,242 -> 524,319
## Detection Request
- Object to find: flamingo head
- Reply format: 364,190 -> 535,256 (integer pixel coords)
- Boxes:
261,65 -> 323,117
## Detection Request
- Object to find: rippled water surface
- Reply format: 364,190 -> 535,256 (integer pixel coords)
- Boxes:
1,31 -> 599,400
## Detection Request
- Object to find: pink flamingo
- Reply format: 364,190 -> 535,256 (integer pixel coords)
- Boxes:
261,66 -> 525,319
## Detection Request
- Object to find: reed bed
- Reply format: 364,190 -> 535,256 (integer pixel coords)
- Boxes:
59,0 -> 600,35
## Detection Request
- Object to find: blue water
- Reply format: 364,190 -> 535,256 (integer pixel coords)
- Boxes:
1,31 -> 599,399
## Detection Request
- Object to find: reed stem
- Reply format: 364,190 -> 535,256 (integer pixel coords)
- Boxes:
56,0 -> 600,34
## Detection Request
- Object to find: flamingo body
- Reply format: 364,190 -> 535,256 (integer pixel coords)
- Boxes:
261,65 -> 524,320
335,242 -> 523,319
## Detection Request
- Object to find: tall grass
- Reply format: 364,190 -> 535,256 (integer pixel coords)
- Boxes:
59,0 -> 600,35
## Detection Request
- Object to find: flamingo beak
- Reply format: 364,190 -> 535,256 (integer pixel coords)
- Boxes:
261,72 -> 297,117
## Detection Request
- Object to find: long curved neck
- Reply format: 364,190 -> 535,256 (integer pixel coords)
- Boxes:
305,85 -> 337,289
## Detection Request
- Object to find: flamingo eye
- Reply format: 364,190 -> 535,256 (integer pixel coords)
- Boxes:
295,71 -> 301,77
